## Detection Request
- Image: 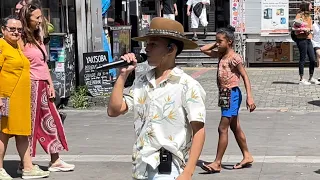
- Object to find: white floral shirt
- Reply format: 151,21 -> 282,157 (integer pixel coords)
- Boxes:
123,67 -> 206,179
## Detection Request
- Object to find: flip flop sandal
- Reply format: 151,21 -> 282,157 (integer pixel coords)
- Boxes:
201,163 -> 221,174
233,162 -> 253,169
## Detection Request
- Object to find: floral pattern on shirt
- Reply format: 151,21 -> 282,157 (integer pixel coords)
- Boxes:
123,67 -> 206,179
218,53 -> 243,89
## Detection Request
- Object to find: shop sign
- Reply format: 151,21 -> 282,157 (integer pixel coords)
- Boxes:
261,0 -> 289,35
83,51 -> 113,96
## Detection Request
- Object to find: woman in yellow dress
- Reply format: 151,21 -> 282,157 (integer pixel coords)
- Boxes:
0,15 -> 49,179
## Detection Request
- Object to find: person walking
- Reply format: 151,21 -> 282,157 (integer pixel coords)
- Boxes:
200,25 -> 256,173
17,4 -> 75,173
161,0 -> 178,20
0,15 -> 50,180
186,0 -> 210,41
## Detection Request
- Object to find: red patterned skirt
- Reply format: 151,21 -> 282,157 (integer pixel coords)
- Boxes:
30,80 -> 68,157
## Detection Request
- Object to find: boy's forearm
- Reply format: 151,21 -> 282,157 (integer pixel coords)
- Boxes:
183,127 -> 205,175
108,75 -> 128,114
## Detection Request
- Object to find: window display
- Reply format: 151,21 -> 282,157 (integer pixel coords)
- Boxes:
0,0 -> 75,33
254,42 -> 290,62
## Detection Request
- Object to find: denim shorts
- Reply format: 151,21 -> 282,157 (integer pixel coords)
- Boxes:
221,87 -> 242,118
147,162 -> 181,180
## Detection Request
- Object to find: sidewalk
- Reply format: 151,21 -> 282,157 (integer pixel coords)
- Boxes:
4,110 -> 320,179
183,67 -> 320,112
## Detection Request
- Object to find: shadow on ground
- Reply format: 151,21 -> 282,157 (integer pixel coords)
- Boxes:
272,81 -> 298,85
314,169 -> 320,174
196,159 -> 240,174
3,160 -> 48,178
308,101 -> 320,107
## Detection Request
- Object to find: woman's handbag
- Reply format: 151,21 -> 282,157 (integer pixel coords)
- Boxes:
218,88 -> 231,108
0,97 -> 9,117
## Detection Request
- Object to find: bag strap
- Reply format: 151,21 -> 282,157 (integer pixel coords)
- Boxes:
217,53 -> 235,89
0,41 -> 23,97
216,58 -> 221,89
0,46 -> 4,71
0,54 -> 23,97
34,42 -> 47,61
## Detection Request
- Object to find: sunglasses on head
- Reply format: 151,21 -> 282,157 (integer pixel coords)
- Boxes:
4,26 -> 23,33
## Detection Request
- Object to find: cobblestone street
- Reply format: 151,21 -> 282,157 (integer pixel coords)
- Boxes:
183,67 -> 320,112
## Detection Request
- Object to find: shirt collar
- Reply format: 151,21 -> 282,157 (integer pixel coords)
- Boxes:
145,67 -> 184,88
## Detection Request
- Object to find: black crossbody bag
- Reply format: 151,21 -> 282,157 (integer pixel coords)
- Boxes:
217,59 -> 231,108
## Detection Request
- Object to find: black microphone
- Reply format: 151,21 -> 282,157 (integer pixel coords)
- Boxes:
96,53 -> 148,70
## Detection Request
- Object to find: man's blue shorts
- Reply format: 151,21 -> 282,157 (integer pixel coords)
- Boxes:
221,87 -> 242,118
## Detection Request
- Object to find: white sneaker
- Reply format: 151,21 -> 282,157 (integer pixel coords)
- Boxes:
300,79 -> 311,85
48,159 -> 75,172
0,168 -> 12,180
309,78 -> 320,85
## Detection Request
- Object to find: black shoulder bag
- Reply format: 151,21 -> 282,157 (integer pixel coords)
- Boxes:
193,2 -> 204,18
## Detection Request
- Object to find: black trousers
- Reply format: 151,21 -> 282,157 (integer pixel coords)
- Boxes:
296,39 -> 316,76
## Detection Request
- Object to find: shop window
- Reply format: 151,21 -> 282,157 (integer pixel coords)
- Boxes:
0,0 -> 75,34
141,0 -> 157,15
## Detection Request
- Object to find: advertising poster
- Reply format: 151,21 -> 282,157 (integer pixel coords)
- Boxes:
261,0 -> 289,35
254,42 -> 290,62
231,0 -> 245,32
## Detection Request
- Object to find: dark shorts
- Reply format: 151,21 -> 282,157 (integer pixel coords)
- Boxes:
221,87 -> 242,118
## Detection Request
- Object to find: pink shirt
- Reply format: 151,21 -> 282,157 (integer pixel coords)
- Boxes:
23,43 -> 50,80
218,53 -> 243,89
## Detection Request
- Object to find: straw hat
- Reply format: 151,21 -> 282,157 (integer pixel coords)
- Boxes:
132,17 -> 198,49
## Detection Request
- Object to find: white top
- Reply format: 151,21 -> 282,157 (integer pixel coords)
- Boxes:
124,67 -> 206,179
312,22 -> 320,48
186,0 -> 210,6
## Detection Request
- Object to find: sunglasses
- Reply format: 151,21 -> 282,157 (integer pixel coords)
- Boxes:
4,26 -> 23,33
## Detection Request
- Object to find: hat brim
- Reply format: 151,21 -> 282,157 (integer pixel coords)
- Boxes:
132,34 -> 198,49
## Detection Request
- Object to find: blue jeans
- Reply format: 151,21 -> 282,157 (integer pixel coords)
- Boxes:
147,163 -> 181,180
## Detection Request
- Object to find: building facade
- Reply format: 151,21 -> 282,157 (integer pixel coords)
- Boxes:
244,0 -> 315,66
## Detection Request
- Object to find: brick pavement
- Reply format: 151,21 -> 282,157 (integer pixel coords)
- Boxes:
183,67 -> 320,112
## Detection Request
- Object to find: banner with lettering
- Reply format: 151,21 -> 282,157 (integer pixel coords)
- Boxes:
83,51 -> 113,96
261,0 -> 289,35
231,0 -> 246,33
